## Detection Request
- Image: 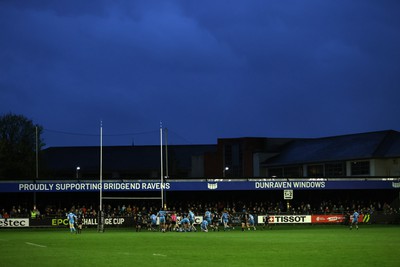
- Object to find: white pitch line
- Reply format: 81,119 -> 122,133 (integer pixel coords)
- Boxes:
25,242 -> 47,248
153,253 -> 167,257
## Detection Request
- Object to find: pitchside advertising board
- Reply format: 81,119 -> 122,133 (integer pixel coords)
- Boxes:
0,219 -> 29,227
256,215 -> 366,224
42,217 -> 130,227
1,215 -> 367,228
0,217 -> 130,228
0,179 -> 399,192
2,216 -> 205,228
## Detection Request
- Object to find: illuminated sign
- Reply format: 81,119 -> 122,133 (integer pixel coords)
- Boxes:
0,179 -> 398,193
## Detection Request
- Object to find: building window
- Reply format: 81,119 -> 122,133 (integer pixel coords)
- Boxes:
351,161 -> 370,176
283,166 -> 303,177
325,162 -> 345,177
223,144 -> 243,177
307,165 -> 324,177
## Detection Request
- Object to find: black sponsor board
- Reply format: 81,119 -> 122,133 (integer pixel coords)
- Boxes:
28,217 -> 134,228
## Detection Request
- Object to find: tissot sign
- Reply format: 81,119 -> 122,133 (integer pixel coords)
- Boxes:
0,180 -> 398,193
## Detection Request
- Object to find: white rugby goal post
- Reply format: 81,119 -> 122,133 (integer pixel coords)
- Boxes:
97,122 -> 165,232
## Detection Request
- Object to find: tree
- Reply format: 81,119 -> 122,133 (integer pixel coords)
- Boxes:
0,113 -> 45,179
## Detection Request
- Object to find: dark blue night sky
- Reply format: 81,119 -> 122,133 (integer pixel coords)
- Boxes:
1,1 -> 399,147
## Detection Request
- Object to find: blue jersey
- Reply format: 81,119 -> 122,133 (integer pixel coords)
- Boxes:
157,210 -> 166,223
188,211 -> 195,222
222,212 -> 229,222
352,211 -> 359,223
157,210 -> 166,218
201,220 -> 208,229
205,211 -> 211,219
205,211 -> 212,223
248,214 -> 255,225
150,214 -> 157,224
180,218 -> 190,224
67,212 -> 76,223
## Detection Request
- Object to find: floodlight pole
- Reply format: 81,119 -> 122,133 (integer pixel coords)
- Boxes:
35,126 -> 39,180
160,122 -> 164,209
99,121 -> 104,232
34,126 -> 38,206
165,128 -> 169,179
100,122 -> 103,212
165,127 -> 168,207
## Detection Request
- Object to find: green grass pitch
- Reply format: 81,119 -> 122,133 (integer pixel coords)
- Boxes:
1,225 -> 399,267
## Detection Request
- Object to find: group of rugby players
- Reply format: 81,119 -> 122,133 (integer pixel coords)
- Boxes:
133,207 -> 271,233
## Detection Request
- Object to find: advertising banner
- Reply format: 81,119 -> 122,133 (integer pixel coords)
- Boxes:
0,179 -> 398,193
311,215 -> 346,224
0,218 -> 29,227
256,214 -> 367,224
268,215 -> 312,224
29,217 -> 134,227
